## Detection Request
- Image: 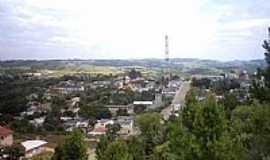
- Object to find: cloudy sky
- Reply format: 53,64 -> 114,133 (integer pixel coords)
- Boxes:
0,0 -> 269,60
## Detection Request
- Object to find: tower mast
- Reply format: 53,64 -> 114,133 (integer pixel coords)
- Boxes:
164,35 -> 170,81
165,35 -> 169,62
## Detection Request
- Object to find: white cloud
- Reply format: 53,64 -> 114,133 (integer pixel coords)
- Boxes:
0,0 -> 269,60
221,18 -> 270,30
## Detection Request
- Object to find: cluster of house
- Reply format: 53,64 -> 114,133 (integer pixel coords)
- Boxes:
194,70 -> 251,102
0,73 -> 173,158
21,95 -> 81,128
45,75 -> 156,97
218,70 -> 250,101
50,80 -> 85,95
113,76 -> 156,92
162,80 -> 182,96
0,126 -> 54,159
61,116 -> 135,139
232,70 -> 250,102
0,115 -> 136,158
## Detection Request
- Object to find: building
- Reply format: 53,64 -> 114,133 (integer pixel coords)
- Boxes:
239,70 -> 249,81
116,116 -> 134,137
88,127 -> 108,136
105,104 -> 134,115
29,117 -> 46,127
92,80 -> 111,88
116,116 -> 134,129
94,119 -> 114,128
133,101 -> 153,105
0,126 -> 13,146
52,80 -> 85,94
21,140 -> 52,158
88,119 -> 114,136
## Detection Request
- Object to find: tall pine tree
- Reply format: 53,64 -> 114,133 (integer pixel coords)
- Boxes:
168,94 -> 245,160
250,27 -> 270,103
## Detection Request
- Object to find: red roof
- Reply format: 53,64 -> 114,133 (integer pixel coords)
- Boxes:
0,126 -> 13,137
93,127 -> 108,133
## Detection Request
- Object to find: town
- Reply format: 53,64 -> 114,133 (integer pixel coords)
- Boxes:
1,0 -> 270,159
0,61 -> 254,159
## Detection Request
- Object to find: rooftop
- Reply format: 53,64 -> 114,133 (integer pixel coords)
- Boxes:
133,101 -> 153,105
92,127 -> 108,133
0,126 -> 13,137
21,140 -> 48,152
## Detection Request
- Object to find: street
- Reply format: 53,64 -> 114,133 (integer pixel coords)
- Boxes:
161,81 -> 191,120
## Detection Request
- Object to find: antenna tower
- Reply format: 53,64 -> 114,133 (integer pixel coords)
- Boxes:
165,35 -> 170,79
165,35 -> 169,62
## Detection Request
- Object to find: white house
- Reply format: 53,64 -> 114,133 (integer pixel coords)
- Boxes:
21,140 -> 52,158
133,101 -> 153,105
94,119 -> 114,128
29,117 -> 46,127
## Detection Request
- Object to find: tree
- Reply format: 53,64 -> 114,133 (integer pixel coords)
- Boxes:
79,103 -> 111,120
96,135 -> 110,160
104,140 -> 132,160
134,105 -> 147,114
136,113 -> 165,157
44,106 -> 63,132
106,123 -> 121,141
127,137 -> 145,160
10,118 -> 35,134
192,77 -> 211,89
52,129 -> 88,160
232,102 -> 270,160
96,135 -> 145,160
168,94 -> 245,160
128,69 -> 142,79
150,142 -> 170,160
116,108 -> 129,116
1,144 -> 25,160
220,93 -> 239,119
250,27 -> 270,103
185,87 -> 198,107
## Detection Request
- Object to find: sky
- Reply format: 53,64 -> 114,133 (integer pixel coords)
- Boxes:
0,0 -> 270,61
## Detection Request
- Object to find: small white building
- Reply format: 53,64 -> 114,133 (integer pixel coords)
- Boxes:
29,117 -> 46,127
133,101 -> 153,105
94,119 -> 114,128
21,140 -> 52,158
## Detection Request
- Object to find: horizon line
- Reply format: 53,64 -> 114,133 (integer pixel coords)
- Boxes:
0,57 -> 264,63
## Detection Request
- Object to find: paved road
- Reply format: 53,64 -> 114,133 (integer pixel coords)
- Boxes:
172,81 -> 191,105
161,81 -> 191,120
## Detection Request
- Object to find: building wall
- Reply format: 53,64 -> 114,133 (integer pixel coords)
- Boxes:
0,134 -> 13,146
25,146 -> 50,158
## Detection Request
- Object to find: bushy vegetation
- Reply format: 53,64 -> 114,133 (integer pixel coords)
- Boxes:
52,129 -> 88,160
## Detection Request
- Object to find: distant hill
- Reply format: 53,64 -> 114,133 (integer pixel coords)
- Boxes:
0,58 -> 265,75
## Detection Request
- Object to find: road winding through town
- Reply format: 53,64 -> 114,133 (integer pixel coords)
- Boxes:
161,81 -> 191,120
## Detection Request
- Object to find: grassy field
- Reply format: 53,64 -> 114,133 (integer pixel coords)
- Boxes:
36,66 -> 124,77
